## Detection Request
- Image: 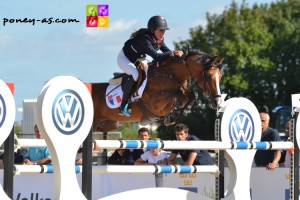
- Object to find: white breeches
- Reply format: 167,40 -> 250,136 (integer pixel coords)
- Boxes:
117,50 -> 139,81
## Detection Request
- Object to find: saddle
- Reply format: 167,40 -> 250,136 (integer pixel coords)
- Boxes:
109,60 -> 147,94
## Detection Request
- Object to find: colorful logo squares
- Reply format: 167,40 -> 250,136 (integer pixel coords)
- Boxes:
86,4 -> 109,28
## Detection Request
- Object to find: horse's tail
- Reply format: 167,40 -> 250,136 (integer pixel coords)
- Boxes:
91,82 -> 109,99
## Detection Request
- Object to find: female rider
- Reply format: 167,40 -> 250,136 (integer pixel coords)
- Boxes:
117,15 -> 183,116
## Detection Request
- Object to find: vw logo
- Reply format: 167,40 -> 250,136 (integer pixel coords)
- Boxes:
229,109 -> 255,142
0,95 -> 6,127
52,89 -> 84,135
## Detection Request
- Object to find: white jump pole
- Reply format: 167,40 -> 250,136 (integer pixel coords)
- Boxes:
17,139 -> 47,147
36,76 -> 93,200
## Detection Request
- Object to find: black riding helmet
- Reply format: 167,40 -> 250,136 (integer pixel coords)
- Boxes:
147,15 -> 169,31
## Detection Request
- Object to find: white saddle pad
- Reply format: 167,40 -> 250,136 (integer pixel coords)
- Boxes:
105,85 -> 123,108
105,77 -> 148,109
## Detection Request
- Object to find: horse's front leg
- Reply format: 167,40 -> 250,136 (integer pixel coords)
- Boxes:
182,90 -> 198,115
164,90 -> 198,126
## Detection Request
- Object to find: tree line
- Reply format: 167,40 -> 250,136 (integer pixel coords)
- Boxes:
157,0 -> 300,140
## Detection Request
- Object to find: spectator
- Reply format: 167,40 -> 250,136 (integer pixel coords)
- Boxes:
23,124 -> 51,165
107,149 -> 134,165
168,123 -> 214,165
254,112 -> 281,170
76,139 -> 100,165
0,134 -> 27,165
108,127 -> 151,164
107,148 -> 134,165
75,147 -> 83,165
132,127 -> 151,162
14,134 -> 27,164
135,138 -> 168,187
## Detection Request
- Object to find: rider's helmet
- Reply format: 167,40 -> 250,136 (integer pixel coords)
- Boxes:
147,16 -> 169,31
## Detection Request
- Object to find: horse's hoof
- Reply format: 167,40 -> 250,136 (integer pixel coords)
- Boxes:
164,117 -> 175,126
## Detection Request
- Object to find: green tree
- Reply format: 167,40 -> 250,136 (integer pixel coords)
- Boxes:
14,122 -> 22,135
158,0 -> 300,139
157,103 -> 216,140
266,0 -> 300,106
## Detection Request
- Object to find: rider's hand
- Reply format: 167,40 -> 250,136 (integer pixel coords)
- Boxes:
173,51 -> 184,57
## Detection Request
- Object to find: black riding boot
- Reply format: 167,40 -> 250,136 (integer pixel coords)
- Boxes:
119,75 -> 135,116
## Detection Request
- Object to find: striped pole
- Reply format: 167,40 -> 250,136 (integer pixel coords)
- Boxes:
14,165 -> 82,175
14,165 -> 219,175
95,140 -> 293,150
17,139 -> 294,150
92,165 -> 219,174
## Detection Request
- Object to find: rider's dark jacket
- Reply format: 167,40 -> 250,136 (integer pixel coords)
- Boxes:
122,31 -> 173,63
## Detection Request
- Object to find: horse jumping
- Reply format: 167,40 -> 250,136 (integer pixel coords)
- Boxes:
92,49 -> 223,132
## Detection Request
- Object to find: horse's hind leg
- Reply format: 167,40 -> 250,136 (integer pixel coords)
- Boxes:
94,120 -> 119,133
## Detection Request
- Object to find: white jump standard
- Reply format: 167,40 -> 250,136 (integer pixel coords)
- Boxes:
1,75 -> 299,200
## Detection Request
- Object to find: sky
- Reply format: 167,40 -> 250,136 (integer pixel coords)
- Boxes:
0,0 -> 275,121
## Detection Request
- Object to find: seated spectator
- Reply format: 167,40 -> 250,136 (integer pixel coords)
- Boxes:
14,134 -> 27,164
134,138 -> 168,166
108,138 -> 134,165
76,139 -> 100,165
0,134 -> 27,165
23,124 -> 51,165
254,112 -> 281,170
135,138 -> 168,187
168,123 -> 214,165
107,148 -> 134,165
76,145 -> 83,165
132,127 -> 151,162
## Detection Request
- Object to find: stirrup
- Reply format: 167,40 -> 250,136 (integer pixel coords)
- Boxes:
118,104 -> 131,117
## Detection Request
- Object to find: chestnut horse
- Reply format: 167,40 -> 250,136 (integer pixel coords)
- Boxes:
92,49 -> 223,132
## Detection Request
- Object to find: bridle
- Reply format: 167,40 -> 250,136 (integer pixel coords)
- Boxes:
183,53 -> 222,104
201,65 -> 222,102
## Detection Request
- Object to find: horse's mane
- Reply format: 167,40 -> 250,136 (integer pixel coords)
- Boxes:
149,55 -> 184,67
186,49 -> 209,58
185,49 -> 212,68
149,49 -> 212,70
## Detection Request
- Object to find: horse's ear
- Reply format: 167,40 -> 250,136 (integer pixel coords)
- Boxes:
210,56 -> 218,63
218,57 -> 224,64
187,44 -> 190,53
